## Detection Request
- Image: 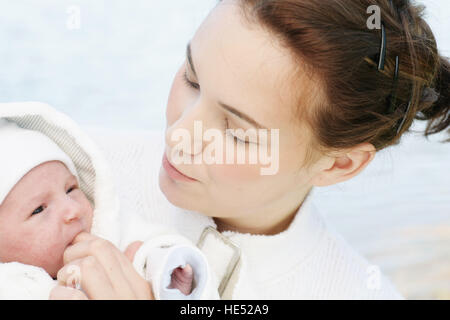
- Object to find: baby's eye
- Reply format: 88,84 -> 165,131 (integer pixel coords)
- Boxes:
66,185 -> 77,194
31,206 -> 45,216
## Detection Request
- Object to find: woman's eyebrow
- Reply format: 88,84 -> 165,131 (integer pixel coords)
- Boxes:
186,43 -> 197,77
219,102 -> 268,130
187,42 -> 268,130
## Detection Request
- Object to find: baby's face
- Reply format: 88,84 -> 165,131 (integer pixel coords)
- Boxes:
0,161 -> 93,278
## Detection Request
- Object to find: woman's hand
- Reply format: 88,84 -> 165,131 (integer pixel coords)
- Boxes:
50,232 -> 153,300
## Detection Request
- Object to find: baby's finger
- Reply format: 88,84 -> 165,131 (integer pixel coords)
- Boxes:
71,231 -> 97,244
57,257 -> 117,300
49,285 -> 88,300
64,237 -> 114,264
64,238 -> 136,295
169,264 -> 194,295
64,237 -> 149,299
56,261 -> 83,289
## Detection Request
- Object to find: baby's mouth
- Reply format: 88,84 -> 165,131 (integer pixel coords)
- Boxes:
68,231 -> 81,247
68,224 -> 90,247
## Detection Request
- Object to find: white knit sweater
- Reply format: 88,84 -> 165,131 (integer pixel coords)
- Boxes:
89,128 -> 405,300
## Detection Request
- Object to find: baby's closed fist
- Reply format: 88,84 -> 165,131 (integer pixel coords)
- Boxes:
168,264 -> 194,295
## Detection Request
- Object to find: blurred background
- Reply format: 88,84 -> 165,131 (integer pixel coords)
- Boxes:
0,0 -> 449,299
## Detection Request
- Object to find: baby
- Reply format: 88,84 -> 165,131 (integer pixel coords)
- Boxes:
0,110 -> 218,300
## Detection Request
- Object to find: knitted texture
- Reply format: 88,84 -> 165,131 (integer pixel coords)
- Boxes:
89,128 -> 404,300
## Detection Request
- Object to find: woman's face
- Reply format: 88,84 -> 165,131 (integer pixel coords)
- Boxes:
160,0 -> 332,230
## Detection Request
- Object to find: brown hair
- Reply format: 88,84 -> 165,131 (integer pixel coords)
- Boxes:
232,0 -> 450,165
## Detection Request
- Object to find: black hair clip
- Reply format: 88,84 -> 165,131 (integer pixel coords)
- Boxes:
376,19 -> 412,135
377,23 -> 387,71
395,101 -> 412,134
386,55 -> 400,114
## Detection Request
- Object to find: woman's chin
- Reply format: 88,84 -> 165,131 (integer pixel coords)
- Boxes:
159,167 -> 195,210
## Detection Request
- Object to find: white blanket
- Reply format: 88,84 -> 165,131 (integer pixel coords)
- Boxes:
0,102 -> 219,300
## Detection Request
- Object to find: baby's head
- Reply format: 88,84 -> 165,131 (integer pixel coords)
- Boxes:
0,120 -> 93,278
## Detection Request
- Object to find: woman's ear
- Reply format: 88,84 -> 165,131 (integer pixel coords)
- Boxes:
311,143 -> 376,187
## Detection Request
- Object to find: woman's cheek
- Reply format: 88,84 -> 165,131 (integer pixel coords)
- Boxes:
209,161 -> 262,183
166,67 -> 193,126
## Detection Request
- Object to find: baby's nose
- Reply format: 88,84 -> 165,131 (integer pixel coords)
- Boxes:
62,200 -> 83,223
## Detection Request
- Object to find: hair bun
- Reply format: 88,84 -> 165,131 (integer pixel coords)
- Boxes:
421,87 -> 440,104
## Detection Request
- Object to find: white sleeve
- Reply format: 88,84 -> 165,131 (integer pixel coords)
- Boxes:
132,234 -> 220,300
0,262 -> 57,300
118,212 -> 180,251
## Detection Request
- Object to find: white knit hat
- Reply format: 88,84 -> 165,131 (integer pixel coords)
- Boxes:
0,119 -> 78,205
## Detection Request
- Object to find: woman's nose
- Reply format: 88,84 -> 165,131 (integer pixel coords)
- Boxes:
165,105 -> 207,158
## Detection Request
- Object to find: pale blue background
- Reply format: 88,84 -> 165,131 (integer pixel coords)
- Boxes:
0,0 -> 217,130
0,0 -> 449,299
0,0 -> 448,131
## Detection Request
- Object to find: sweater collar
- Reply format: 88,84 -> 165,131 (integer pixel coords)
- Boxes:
173,189 -> 327,283
214,190 -> 327,282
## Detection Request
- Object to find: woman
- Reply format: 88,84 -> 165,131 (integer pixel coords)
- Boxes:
52,0 -> 449,299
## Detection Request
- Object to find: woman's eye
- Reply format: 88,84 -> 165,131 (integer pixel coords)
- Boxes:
229,132 -> 248,144
224,118 -> 252,145
31,206 -> 45,216
182,70 -> 200,90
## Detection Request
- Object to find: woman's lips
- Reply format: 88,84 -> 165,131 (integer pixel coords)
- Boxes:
162,153 -> 197,182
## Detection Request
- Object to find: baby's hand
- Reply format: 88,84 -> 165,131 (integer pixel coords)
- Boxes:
126,241 -> 194,296
49,285 -> 88,300
168,264 -> 194,295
